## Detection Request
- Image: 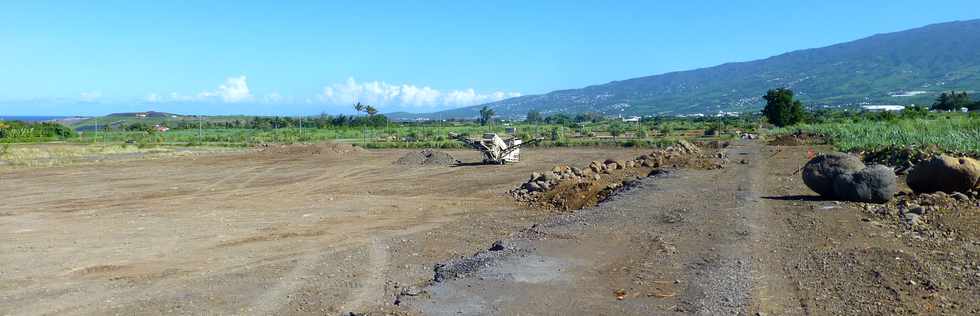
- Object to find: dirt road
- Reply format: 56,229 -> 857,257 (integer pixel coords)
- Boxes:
399,140 -> 980,315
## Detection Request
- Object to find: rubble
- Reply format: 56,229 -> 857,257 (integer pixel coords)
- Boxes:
511,140 -> 721,210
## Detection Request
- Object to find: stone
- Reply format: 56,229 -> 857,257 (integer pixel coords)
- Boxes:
539,181 -> 551,191
401,286 -> 424,296
489,240 -> 507,251
571,166 -> 583,176
524,182 -> 542,192
831,165 -> 898,204
606,163 -> 618,171
908,206 -> 926,215
907,155 -> 980,194
904,213 -> 923,226
590,164 -> 602,173
952,192 -> 969,201
802,153 -> 866,198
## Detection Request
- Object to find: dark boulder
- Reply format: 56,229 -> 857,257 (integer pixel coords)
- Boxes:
832,165 -> 897,203
802,153 -> 866,197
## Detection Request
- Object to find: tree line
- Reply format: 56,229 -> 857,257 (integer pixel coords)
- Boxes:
762,88 -> 979,127
931,90 -> 979,112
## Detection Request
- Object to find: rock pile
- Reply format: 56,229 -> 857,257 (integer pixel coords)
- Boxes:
511,140 -> 717,209
906,155 -> 980,194
802,152 -> 897,203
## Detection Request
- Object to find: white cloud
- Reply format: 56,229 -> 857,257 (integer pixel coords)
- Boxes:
209,75 -> 252,103
318,77 -> 520,110
146,75 -> 253,103
80,91 -> 102,102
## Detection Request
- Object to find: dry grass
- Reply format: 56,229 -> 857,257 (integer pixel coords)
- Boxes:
0,143 -> 238,169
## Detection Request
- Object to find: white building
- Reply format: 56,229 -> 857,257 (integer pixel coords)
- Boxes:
861,105 -> 906,112
621,116 -> 641,123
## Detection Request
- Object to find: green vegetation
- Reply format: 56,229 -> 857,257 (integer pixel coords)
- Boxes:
0,112 -> 756,149
931,90 -> 974,111
762,88 -> 805,127
0,120 -> 76,143
773,112 -> 980,155
478,106 -> 495,126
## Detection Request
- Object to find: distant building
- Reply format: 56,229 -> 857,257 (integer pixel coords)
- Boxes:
622,116 -> 641,122
154,124 -> 170,132
861,105 -> 906,112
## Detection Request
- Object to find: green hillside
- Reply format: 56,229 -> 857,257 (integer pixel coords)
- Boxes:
417,19 -> 980,119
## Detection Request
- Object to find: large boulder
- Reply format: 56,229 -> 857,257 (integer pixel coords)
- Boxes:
802,153 -> 866,197
832,165 -> 897,203
907,155 -> 980,193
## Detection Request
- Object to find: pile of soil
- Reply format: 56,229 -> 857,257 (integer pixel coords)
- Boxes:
394,149 -> 459,166
253,143 -> 365,157
511,140 -> 724,210
767,132 -> 827,146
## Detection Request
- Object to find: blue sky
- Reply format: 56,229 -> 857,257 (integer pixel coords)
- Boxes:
1,1 -> 978,116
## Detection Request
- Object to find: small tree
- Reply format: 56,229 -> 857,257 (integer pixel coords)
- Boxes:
550,127 -> 562,141
901,105 -> 929,119
479,106 -> 495,126
526,110 -> 543,123
608,122 -> 624,140
932,92 -> 953,111
762,88 -> 805,127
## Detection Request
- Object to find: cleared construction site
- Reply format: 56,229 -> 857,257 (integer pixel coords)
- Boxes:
3,137 -> 979,315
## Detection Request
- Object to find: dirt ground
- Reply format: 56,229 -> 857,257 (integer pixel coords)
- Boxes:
397,141 -> 980,315
0,144 -> 647,315
3,141 -> 978,315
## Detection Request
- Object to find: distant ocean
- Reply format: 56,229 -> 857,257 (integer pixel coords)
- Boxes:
0,116 -> 79,122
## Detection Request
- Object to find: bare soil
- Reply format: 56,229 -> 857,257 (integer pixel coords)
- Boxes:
0,145 -> 646,315
397,141 -> 980,315
3,141 -> 978,315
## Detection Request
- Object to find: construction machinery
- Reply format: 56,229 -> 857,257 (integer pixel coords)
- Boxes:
450,132 -> 542,164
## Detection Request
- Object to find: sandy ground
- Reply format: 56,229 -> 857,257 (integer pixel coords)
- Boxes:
0,145 -> 646,315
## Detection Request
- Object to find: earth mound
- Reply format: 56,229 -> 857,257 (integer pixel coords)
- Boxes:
254,142 -> 365,156
394,149 -> 459,166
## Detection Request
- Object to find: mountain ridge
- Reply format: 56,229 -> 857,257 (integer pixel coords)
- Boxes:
394,19 -> 980,120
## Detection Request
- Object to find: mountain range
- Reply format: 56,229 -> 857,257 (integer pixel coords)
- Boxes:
393,19 -> 980,120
